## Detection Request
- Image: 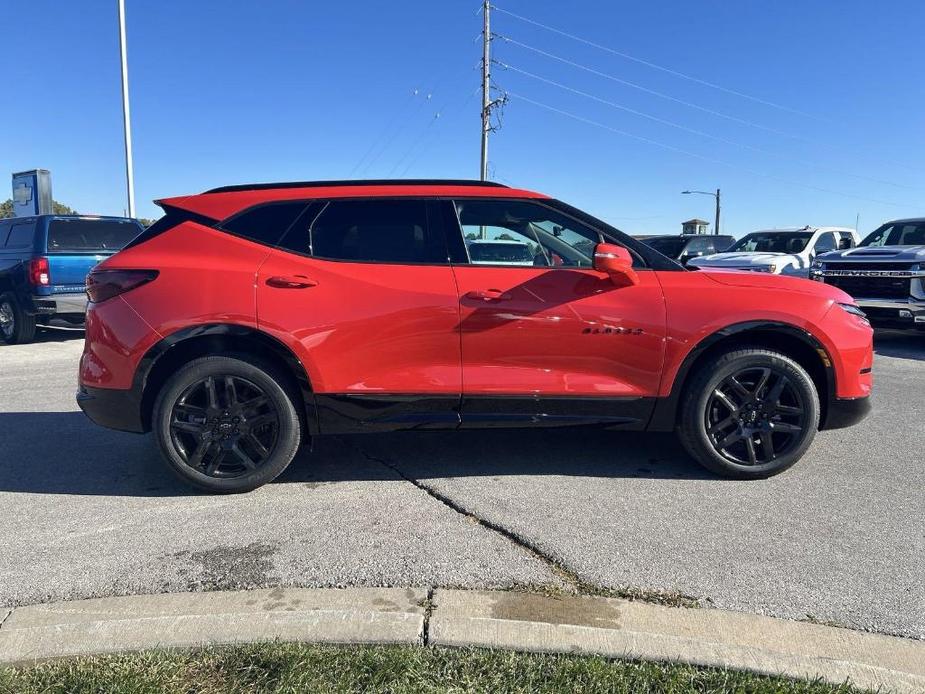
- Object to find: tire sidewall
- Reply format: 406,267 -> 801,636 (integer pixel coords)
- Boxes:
0,292 -> 34,345
682,350 -> 820,479
153,356 -> 301,493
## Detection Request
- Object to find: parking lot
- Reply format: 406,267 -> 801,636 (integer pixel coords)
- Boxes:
0,326 -> 922,639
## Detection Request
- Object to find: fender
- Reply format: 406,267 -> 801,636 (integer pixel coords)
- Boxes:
646,320 -> 836,432
134,323 -> 319,435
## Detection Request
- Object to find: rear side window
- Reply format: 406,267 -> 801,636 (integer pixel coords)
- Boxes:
47,219 -> 140,252
4,222 -> 35,248
221,202 -> 309,246
306,199 -> 445,264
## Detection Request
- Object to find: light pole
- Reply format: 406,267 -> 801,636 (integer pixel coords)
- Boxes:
118,0 -> 136,218
682,188 -> 720,235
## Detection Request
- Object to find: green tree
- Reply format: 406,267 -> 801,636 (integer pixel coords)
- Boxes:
0,198 -> 79,218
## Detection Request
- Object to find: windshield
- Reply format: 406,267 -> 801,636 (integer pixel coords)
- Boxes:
47,218 -> 140,252
645,238 -> 687,256
727,231 -> 813,254
860,221 -> 925,247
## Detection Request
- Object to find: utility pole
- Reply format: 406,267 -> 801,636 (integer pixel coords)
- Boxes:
118,0 -> 136,218
714,187 -> 721,236
479,0 -> 490,181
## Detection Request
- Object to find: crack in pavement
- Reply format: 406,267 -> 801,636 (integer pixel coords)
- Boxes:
0,608 -> 12,632
420,587 -> 435,646
346,441 -> 581,593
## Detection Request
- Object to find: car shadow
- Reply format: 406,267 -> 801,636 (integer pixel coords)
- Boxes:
0,412 -> 714,497
874,330 -> 925,361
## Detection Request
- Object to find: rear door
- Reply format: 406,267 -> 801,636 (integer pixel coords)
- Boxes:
44,218 -> 142,291
447,198 -> 667,427
256,197 -> 462,431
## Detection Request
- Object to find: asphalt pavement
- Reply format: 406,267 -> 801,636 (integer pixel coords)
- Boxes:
0,325 -> 922,638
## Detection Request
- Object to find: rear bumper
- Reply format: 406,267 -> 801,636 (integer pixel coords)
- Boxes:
30,292 -> 87,316
821,394 -> 872,430
76,384 -> 145,433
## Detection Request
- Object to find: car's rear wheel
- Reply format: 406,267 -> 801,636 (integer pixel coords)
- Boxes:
0,292 -> 37,345
678,347 -> 820,479
153,356 -> 301,493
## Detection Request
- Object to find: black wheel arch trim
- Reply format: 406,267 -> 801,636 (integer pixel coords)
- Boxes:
646,320 -> 837,432
133,323 -> 318,436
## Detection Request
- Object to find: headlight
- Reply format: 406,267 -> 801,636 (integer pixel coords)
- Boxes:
838,302 -> 869,323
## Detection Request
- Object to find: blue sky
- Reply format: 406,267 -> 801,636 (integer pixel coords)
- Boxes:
3,1 -> 923,235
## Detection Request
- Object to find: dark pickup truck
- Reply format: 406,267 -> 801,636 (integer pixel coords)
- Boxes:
0,215 -> 142,344
810,217 -> 925,331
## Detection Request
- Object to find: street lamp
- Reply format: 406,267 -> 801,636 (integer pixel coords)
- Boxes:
681,188 -> 720,235
117,0 -> 135,218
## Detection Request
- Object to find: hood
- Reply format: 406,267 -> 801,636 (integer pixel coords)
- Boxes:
688,251 -> 792,268
700,269 -> 853,302
816,245 -> 925,263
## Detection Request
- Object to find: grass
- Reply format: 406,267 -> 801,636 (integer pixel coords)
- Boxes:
0,643 -> 870,694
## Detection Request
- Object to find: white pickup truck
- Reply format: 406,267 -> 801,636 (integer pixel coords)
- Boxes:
688,226 -> 860,277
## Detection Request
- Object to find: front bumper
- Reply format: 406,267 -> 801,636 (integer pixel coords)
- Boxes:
77,384 -> 145,433
854,298 -> 925,330
30,292 -> 88,316
822,394 -> 872,430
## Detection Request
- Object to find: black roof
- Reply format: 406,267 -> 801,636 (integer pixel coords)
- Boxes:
204,179 -> 509,194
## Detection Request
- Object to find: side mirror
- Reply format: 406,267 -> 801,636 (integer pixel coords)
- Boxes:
593,243 -> 638,286
838,238 -> 854,250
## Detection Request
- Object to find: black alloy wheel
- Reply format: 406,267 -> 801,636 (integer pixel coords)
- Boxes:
706,366 -> 806,466
169,374 -> 280,477
153,356 -> 302,493
678,347 -> 820,479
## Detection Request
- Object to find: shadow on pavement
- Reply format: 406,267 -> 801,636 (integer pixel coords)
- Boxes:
0,324 -> 86,345
874,330 -> 925,361
0,411 -> 713,497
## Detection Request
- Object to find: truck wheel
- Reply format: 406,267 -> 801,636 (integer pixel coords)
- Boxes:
153,355 -> 302,493
0,293 -> 37,345
678,347 -> 820,479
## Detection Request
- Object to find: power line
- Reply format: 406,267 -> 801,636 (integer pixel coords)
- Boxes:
357,91 -> 432,177
490,4 -> 825,122
348,88 -> 420,178
398,87 -> 481,178
498,61 -> 919,192
496,35 -> 803,141
508,92 -> 911,209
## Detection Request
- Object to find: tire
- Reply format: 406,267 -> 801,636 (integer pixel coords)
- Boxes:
0,292 -> 37,345
153,355 -> 302,493
677,347 -> 820,479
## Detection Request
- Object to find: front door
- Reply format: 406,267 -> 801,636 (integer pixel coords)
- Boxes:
256,197 -> 462,432
447,198 -> 667,427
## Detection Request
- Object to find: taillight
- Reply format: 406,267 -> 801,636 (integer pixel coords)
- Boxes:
28,257 -> 50,286
86,269 -> 159,303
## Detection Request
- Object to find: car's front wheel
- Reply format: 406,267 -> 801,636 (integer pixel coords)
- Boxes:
153,356 -> 302,493
678,347 -> 820,479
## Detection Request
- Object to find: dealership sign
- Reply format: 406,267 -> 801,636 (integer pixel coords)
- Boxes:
11,169 -> 53,217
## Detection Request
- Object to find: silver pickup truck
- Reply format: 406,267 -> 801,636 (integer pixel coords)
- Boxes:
810,217 -> 925,331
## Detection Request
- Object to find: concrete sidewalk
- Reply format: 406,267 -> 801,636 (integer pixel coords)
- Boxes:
0,588 -> 921,693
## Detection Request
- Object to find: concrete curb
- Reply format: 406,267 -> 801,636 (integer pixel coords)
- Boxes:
0,588 -> 426,664
430,590 -> 925,694
0,588 -> 922,693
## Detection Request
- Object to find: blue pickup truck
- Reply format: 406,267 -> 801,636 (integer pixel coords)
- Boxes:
0,215 -> 143,344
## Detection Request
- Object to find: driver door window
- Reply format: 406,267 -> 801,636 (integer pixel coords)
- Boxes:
454,199 -> 600,268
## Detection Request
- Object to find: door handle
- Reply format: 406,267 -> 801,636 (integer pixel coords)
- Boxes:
465,288 -> 509,301
266,275 -> 318,289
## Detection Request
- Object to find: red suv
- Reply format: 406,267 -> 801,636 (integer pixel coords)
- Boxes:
78,180 -> 873,492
